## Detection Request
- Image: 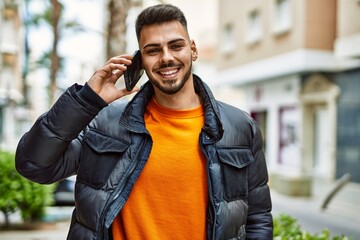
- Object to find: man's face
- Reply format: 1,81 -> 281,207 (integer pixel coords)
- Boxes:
138,21 -> 197,95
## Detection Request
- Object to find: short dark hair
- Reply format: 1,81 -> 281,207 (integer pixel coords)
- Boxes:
135,4 -> 188,41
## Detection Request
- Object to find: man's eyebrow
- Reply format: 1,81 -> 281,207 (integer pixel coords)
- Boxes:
143,43 -> 160,49
168,38 -> 186,45
143,38 -> 186,49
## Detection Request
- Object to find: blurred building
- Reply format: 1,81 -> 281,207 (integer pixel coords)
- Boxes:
217,0 -> 360,189
0,0 -> 30,151
333,0 -> 360,184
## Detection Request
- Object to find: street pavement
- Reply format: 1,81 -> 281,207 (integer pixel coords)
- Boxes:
0,179 -> 359,239
0,207 -> 72,240
272,179 -> 360,239
0,221 -> 70,240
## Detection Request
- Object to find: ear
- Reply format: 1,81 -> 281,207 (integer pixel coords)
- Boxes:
191,40 -> 198,61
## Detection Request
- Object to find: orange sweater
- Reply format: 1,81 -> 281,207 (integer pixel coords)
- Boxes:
112,98 -> 208,240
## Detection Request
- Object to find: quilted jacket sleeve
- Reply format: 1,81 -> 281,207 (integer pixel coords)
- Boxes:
15,84 -> 105,184
245,119 -> 273,239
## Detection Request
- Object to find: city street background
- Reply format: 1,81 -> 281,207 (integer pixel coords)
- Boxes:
1,0 -> 360,239
1,179 -> 360,239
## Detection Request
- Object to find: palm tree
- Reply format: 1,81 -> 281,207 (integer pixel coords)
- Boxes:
105,0 -> 131,59
26,0 -> 83,105
49,0 -> 61,104
105,0 -> 166,59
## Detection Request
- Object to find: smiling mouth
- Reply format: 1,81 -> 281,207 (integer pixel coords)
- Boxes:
157,68 -> 180,78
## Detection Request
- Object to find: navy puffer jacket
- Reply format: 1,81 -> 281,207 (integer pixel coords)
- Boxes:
16,75 -> 273,239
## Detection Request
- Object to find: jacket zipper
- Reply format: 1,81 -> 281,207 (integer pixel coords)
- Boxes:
200,133 -> 217,240
97,137 -> 151,240
97,162 -> 136,240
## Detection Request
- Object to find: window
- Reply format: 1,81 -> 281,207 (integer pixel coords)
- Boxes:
273,0 -> 292,35
279,106 -> 300,166
220,23 -> 236,55
246,9 -> 262,44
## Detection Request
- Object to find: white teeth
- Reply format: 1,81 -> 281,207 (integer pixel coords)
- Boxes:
160,69 -> 177,75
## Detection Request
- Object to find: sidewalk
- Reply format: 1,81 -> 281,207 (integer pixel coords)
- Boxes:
0,221 -> 70,240
271,178 -> 360,239
0,207 -> 73,240
316,178 -> 360,221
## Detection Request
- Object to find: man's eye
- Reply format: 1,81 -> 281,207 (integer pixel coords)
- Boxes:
171,44 -> 183,50
147,49 -> 160,54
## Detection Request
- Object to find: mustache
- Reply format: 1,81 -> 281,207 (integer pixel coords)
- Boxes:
155,62 -> 183,71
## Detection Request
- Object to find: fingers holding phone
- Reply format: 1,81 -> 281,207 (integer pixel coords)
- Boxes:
87,54 -> 139,103
89,55 -> 131,84
105,55 -> 133,80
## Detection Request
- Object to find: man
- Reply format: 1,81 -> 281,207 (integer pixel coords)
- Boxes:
16,4 -> 273,240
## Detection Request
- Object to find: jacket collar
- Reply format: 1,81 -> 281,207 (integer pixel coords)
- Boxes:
119,74 -> 223,142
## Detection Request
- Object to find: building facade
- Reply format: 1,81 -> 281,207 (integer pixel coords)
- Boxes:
217,0 -> 360,187
0,0 -> 29,151
333,0 -> 360,183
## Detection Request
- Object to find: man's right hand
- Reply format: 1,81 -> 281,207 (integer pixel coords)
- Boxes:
87,54 -> 140,104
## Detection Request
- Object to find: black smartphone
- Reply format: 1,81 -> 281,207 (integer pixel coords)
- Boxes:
124,50 -> 144,91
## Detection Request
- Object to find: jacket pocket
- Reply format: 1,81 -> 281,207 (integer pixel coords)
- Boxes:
217,147 -> 254,201
78,130 -> 130,189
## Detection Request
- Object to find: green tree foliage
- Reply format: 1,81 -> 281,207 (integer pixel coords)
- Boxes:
15,173 -> 55,222
273,213 -> 351,240
0,151 -> 20,227
0,150 -> 54,227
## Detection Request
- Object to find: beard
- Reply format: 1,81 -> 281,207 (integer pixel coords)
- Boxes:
149,61 -> 192,95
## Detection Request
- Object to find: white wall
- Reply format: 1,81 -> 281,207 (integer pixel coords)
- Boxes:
244,75 -> 302,173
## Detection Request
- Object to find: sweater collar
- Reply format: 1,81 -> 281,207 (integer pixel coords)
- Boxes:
119,74 -> 223,142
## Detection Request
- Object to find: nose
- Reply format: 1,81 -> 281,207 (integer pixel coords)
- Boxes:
160,48 -> 174,63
